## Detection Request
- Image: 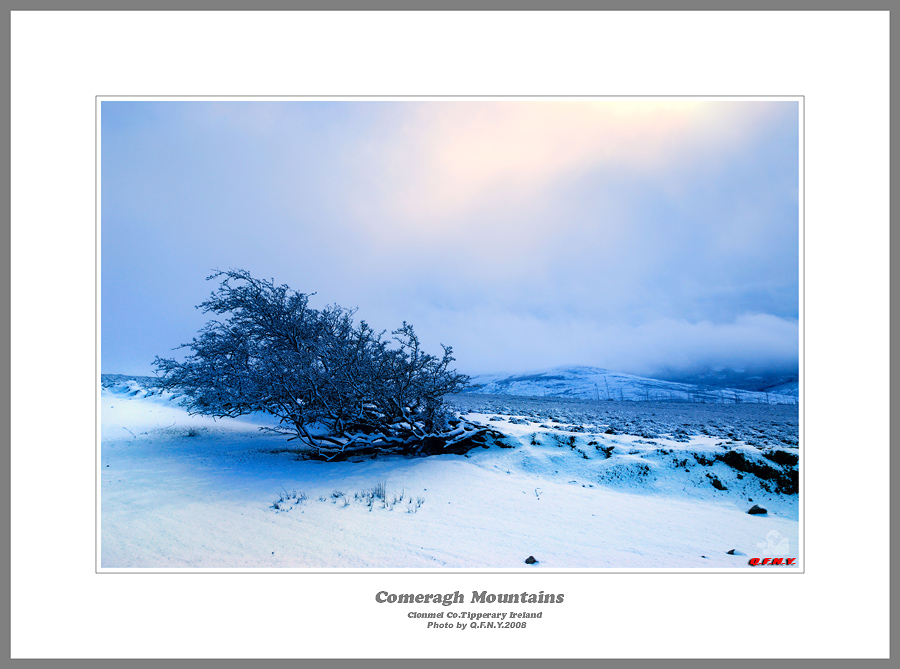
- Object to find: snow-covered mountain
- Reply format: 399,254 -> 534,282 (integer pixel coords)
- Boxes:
759,381 -> 799,398
649,367 -> 800,397
463,365 -> 797,404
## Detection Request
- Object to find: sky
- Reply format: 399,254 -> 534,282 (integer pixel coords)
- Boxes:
101,99 -> 800,378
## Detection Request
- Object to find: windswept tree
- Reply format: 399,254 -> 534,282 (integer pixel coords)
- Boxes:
154,269 -> 496,460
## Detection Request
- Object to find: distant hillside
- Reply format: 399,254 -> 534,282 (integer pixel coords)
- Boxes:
101,373 -> 159,388
463,365 -> 797,404
759,381 -> 799,398
648,367 -> 799,394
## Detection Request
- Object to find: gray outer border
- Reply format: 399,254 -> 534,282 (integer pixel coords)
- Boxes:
4,2 -> 893,668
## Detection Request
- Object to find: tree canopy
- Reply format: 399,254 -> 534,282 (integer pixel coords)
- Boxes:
154,269 -> 495,460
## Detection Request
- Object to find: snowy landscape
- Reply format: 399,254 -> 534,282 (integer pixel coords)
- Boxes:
99,100 -> 801,572
100,372 -> 800,570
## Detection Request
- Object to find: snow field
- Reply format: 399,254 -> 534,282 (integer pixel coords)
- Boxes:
100,379 -> 799,569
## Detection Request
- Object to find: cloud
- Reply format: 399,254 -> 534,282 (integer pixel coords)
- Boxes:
415,308 -> 799,377
357,101 -> 789,227
101,100 -> 799,378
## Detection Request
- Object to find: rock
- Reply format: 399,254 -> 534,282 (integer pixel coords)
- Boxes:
707,474 -> 727,490
524,556 -> 538,565
727,549 -> 746,555
748,505 -> 767,515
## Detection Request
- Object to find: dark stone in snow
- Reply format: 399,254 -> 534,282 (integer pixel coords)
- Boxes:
525,556 -> 538,565
707,474 -> 727,490
764,449 -> 799,467
748,505 -> 767,515
727,549 -> 746,555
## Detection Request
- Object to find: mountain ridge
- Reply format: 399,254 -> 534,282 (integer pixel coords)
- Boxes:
463,365 -> 797,404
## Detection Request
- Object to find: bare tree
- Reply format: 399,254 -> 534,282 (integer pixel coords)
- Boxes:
154,269 -> 490,460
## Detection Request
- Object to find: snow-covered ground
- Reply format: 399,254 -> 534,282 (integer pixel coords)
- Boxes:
100,377 -> 800,570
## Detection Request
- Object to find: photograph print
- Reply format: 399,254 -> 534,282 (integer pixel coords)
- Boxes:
99,98 -> 800,569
